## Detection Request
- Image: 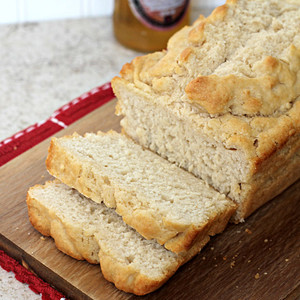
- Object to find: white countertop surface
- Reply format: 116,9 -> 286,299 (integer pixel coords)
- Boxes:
0,7 -> 214,299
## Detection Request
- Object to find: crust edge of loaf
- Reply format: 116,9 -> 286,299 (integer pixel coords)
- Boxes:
27,184 -> 100,264
98,249 -> 176,296
112,76 -> 300,223
26,181 -> 205,296
232,133 -> 300,222
46,133 -> 237,254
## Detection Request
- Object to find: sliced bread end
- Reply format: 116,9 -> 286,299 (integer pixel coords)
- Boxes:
27,180 -> 206,295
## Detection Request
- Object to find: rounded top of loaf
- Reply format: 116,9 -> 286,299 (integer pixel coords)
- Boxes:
112,0 -> 300,166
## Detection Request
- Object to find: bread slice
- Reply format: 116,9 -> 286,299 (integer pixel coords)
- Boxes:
111,0 -> 300,222
27,180 -> 208,295
46,131 -> 236,254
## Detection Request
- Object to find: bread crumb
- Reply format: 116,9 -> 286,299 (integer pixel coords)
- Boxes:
28,232 -> 31,235
236,230 -> 241,233
230,261 -> 235,268
248,259 -> 251,263
285,258 -> 289,262
22,260 -> 29,270
202,256 -> 206,260
264,239 -> 268,243
223,256 -> 227,261
41,175 -> 45,178
245,228 -> 252,234
264,272 -> 268,275
255,273 -> 260,279
40,236 -> 46,241
210,247 -> 214,251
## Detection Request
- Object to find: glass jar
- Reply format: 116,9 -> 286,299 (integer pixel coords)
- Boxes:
113,0 -> 190,52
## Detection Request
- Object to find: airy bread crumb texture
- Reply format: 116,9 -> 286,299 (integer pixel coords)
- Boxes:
46,131 -> 236,253
118,0 -> 300,116
112,0 -> 300,222
27,180 -> 203,295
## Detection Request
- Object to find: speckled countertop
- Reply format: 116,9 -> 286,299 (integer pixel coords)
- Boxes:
0,7 -> 213,299
0,17 -> 142,142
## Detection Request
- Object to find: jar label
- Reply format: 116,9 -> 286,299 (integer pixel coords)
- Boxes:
128,0 -> 190,31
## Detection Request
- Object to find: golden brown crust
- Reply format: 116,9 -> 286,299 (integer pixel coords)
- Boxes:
112,71 -> 299,222
232,133 -> 300,222
98,222 -> 216,295
188,2 -> 233,45
46,133 -> 236,253
164,201 -> 237,253
27,181 -> 209,296
99,232 -> 212,296
26,183 -> 179,295
27,191 -> 52,237
113,74 -> 299,177
185,51 -> 300,116
120,207 -> 177,245
27,183 -> 99,264
46,136 -> 113,206
111,0 -> 300,173
99,250 -> 175,296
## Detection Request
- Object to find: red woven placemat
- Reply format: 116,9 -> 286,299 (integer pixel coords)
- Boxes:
0,250 -> 64,300
0,82 -> 115,299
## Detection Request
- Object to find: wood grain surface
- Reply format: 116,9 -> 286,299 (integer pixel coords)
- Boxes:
0,99 -> 299,300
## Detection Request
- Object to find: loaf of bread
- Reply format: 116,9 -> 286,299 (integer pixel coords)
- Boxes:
111,0 -> 300,222
27,180 -> 204,295
46,131 -> 236,254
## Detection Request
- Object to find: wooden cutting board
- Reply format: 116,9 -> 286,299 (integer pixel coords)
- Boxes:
0,99 -> 299,300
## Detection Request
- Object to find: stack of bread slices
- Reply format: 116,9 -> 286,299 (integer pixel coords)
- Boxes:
27,131 -> 236,295
27,0 -> 300,296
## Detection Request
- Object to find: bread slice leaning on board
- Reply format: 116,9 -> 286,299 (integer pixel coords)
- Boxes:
46,130 -> 236,254
27,180 -> 207,295
111,0 -> 300,223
